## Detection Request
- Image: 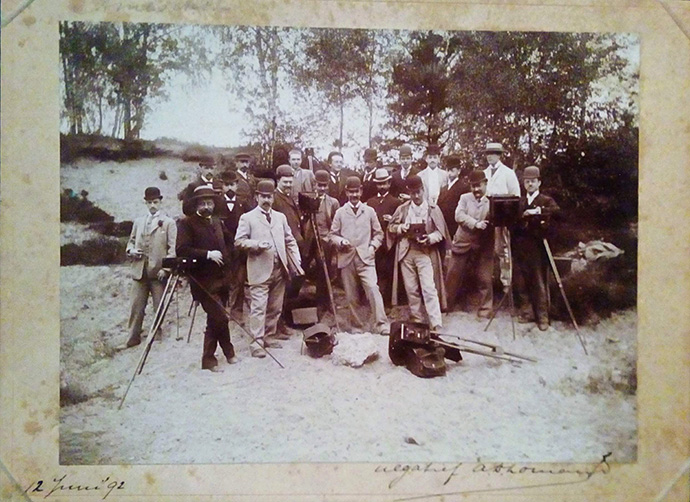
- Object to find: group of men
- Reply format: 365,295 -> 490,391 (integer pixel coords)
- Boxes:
124,142 -> 559,372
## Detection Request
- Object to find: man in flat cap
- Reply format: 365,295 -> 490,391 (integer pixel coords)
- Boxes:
312,169 -> 341,305
273,164 -> 310,301
288,148 -> 317,205
437,155 -> 470,238
178,159 -> 220,216
367,168 -> 402,309
417,144 -> 449,206
124,187 -> 177,348
390,144 -> 419,200
233,152 -> 257,209
328,176 -> 389,334
360,148 -> 380,203
445,170 -> 494,318
512,166 -> 560,331
388,175 -> 450,331
235,179 -> 303,357
176,185 -> 236,371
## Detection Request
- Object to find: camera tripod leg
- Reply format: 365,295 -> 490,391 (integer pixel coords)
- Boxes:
175,283 -> 181,341
186,301 -> 199,344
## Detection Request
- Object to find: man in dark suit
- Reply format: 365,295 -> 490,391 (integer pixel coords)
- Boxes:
512,166 -> 560,331
326,151 -> 359,205
217,170 -> 250,315
178,160 -> 222,216
360,148 -> 380,203
176,185 -> 236,372
437,155 -> 470,238
367,168 -> 402,308
312,170 -> 341,306
234,152 -> 257,209
390,144 -> 419,200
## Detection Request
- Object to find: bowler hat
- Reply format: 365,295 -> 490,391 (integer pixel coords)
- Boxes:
144,186 -> 162,201
315,170 -> 330,184
345,176 -> 362,190
484,142 -> 504,154
406,175 -> 424,191
373,168 -> 392,183
363,148 -> 378,161
426,144 -> 441,156
399,145 -> 413,157
256,179 -> 276,195
445,155 -> 462,170
523,166 -> 541,179
190,184 -> 217,201
469,170 -> 487,184
220,170 -> 238,184
199,159 -> 215,168
235,152 -> 251,161
275,164 -> 294,179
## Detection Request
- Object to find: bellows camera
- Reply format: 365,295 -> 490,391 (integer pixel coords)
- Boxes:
298,192 -> 321,214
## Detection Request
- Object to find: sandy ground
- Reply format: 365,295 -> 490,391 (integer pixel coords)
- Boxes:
59,157 -> 637,465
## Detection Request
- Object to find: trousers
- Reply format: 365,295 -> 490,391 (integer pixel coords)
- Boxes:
248,260 -> 287,345
341,253 -> 388,331
400,246 -> 442,328
445,247 -> 493,316
128,277 -> 165,341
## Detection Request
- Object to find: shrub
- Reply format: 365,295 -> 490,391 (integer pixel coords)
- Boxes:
159,170 -> 168,180
61,237 -> 126,266
88,220 -> 133,237
60,133 -> 164,163
61,189 -> 113,223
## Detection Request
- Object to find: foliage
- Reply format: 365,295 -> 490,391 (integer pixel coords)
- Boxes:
60,133 -> 163,163
61,188 -> 114,223
61,237 -> 127,266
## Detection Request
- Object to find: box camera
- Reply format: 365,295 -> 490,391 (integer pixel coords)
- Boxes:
489,195 -> 521,227
298,191 -> 321,213
405,222 -> 427,239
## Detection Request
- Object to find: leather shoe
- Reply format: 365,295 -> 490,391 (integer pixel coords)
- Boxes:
125,337 -> 141,348
264,339 -> 283,348
226,356 -> 238,365
251,347 -> 267,358
273,331 -> 291,340
538,320 -> 549,331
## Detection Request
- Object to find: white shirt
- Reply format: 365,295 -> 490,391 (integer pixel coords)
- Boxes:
405,200 -> 429,225
225,194 -> 236,212
426,168 -> 441,204
484,161 -> 520,197
526,190 -> 539,206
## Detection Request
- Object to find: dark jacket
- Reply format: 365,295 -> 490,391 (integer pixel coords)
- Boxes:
390,166 -> 421,199
367,192 -> 402,250
272,189 -> 308,256
328,168 -> 360,205
176,214 -> 233,300
437,177 -> 470,238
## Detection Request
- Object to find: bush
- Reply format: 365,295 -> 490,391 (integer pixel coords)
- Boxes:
61,237 -> 126,266
88,220 -> 133,237
61,189 -> 113,223
61,133 -> 164,163
159,170 -> 168,180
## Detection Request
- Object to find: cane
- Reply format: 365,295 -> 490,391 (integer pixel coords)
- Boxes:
543,238 -> 588,355
308,212 -> 341,332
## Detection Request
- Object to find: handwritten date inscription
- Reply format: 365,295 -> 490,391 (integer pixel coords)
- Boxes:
26,475 -> 125,500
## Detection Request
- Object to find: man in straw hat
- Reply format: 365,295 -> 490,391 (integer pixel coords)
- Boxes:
176,185 -> 236,371
417,144 -> 449,206
328,176 -> 389,334
445,170 -> 495,319
124,187 -> 177,348
387,175 -> 450,331
367,167 -> 402,309
235,179 -> 303,358
512,166 -> 560,331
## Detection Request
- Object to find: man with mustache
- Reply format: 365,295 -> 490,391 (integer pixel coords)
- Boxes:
444,170 -> 495,319
176,185 -> 236,372
235,179 -> 303,358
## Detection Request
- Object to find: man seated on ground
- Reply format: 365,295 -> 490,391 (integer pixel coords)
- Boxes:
235,180 -> 303,358
445,170 -> 495,320
328,176 -> 389,334
387,175 -> 450,331
176,185 -> 236,372
125,186 -> 177,348
512,166 -> 560,331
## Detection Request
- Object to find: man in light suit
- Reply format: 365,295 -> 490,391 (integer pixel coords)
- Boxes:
125,187 -> 177,348
235,179 -> 303,358
328,176 -> 389,334
417,144 -> 449,206
387,175 -> 450,330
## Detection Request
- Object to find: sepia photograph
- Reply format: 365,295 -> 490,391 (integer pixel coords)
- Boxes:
57,21 -> 640,466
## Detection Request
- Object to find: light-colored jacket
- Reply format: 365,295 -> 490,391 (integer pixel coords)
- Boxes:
417,167 -> 449,204
484,161 -> 520,196
451,192 -> 492,254
328,203 -> 383,269
126,212 -> 177,280
235,207 -> 303,285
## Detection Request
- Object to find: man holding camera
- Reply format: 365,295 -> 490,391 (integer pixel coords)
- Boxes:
125,187 -> 177,348
176,185 -> 236,372
235,179 -> 303,358
387,175 -> 450,331
445,170 -> 494,318
328,176 -> 389,334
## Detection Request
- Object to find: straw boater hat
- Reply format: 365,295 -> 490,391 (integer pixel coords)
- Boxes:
484,142 -> 504,154
373,168 -> 392,183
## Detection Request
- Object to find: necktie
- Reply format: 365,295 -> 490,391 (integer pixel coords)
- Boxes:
264,211 -> 271,223
491,167 -> 498,177
352,205 -> 358,214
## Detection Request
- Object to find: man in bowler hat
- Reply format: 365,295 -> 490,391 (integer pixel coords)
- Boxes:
437,155 -> 470,237
125,187 -> 177,348
390,144 -> 419,199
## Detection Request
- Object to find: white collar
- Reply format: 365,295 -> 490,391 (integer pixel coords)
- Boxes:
527,190 -> 540,204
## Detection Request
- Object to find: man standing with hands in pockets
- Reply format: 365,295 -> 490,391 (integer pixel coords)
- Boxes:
235,179 -> 303,358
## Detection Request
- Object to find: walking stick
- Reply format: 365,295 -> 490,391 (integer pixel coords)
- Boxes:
543,238 -> 588,355
186,301 -> 198,343
308,212 -> 341,332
